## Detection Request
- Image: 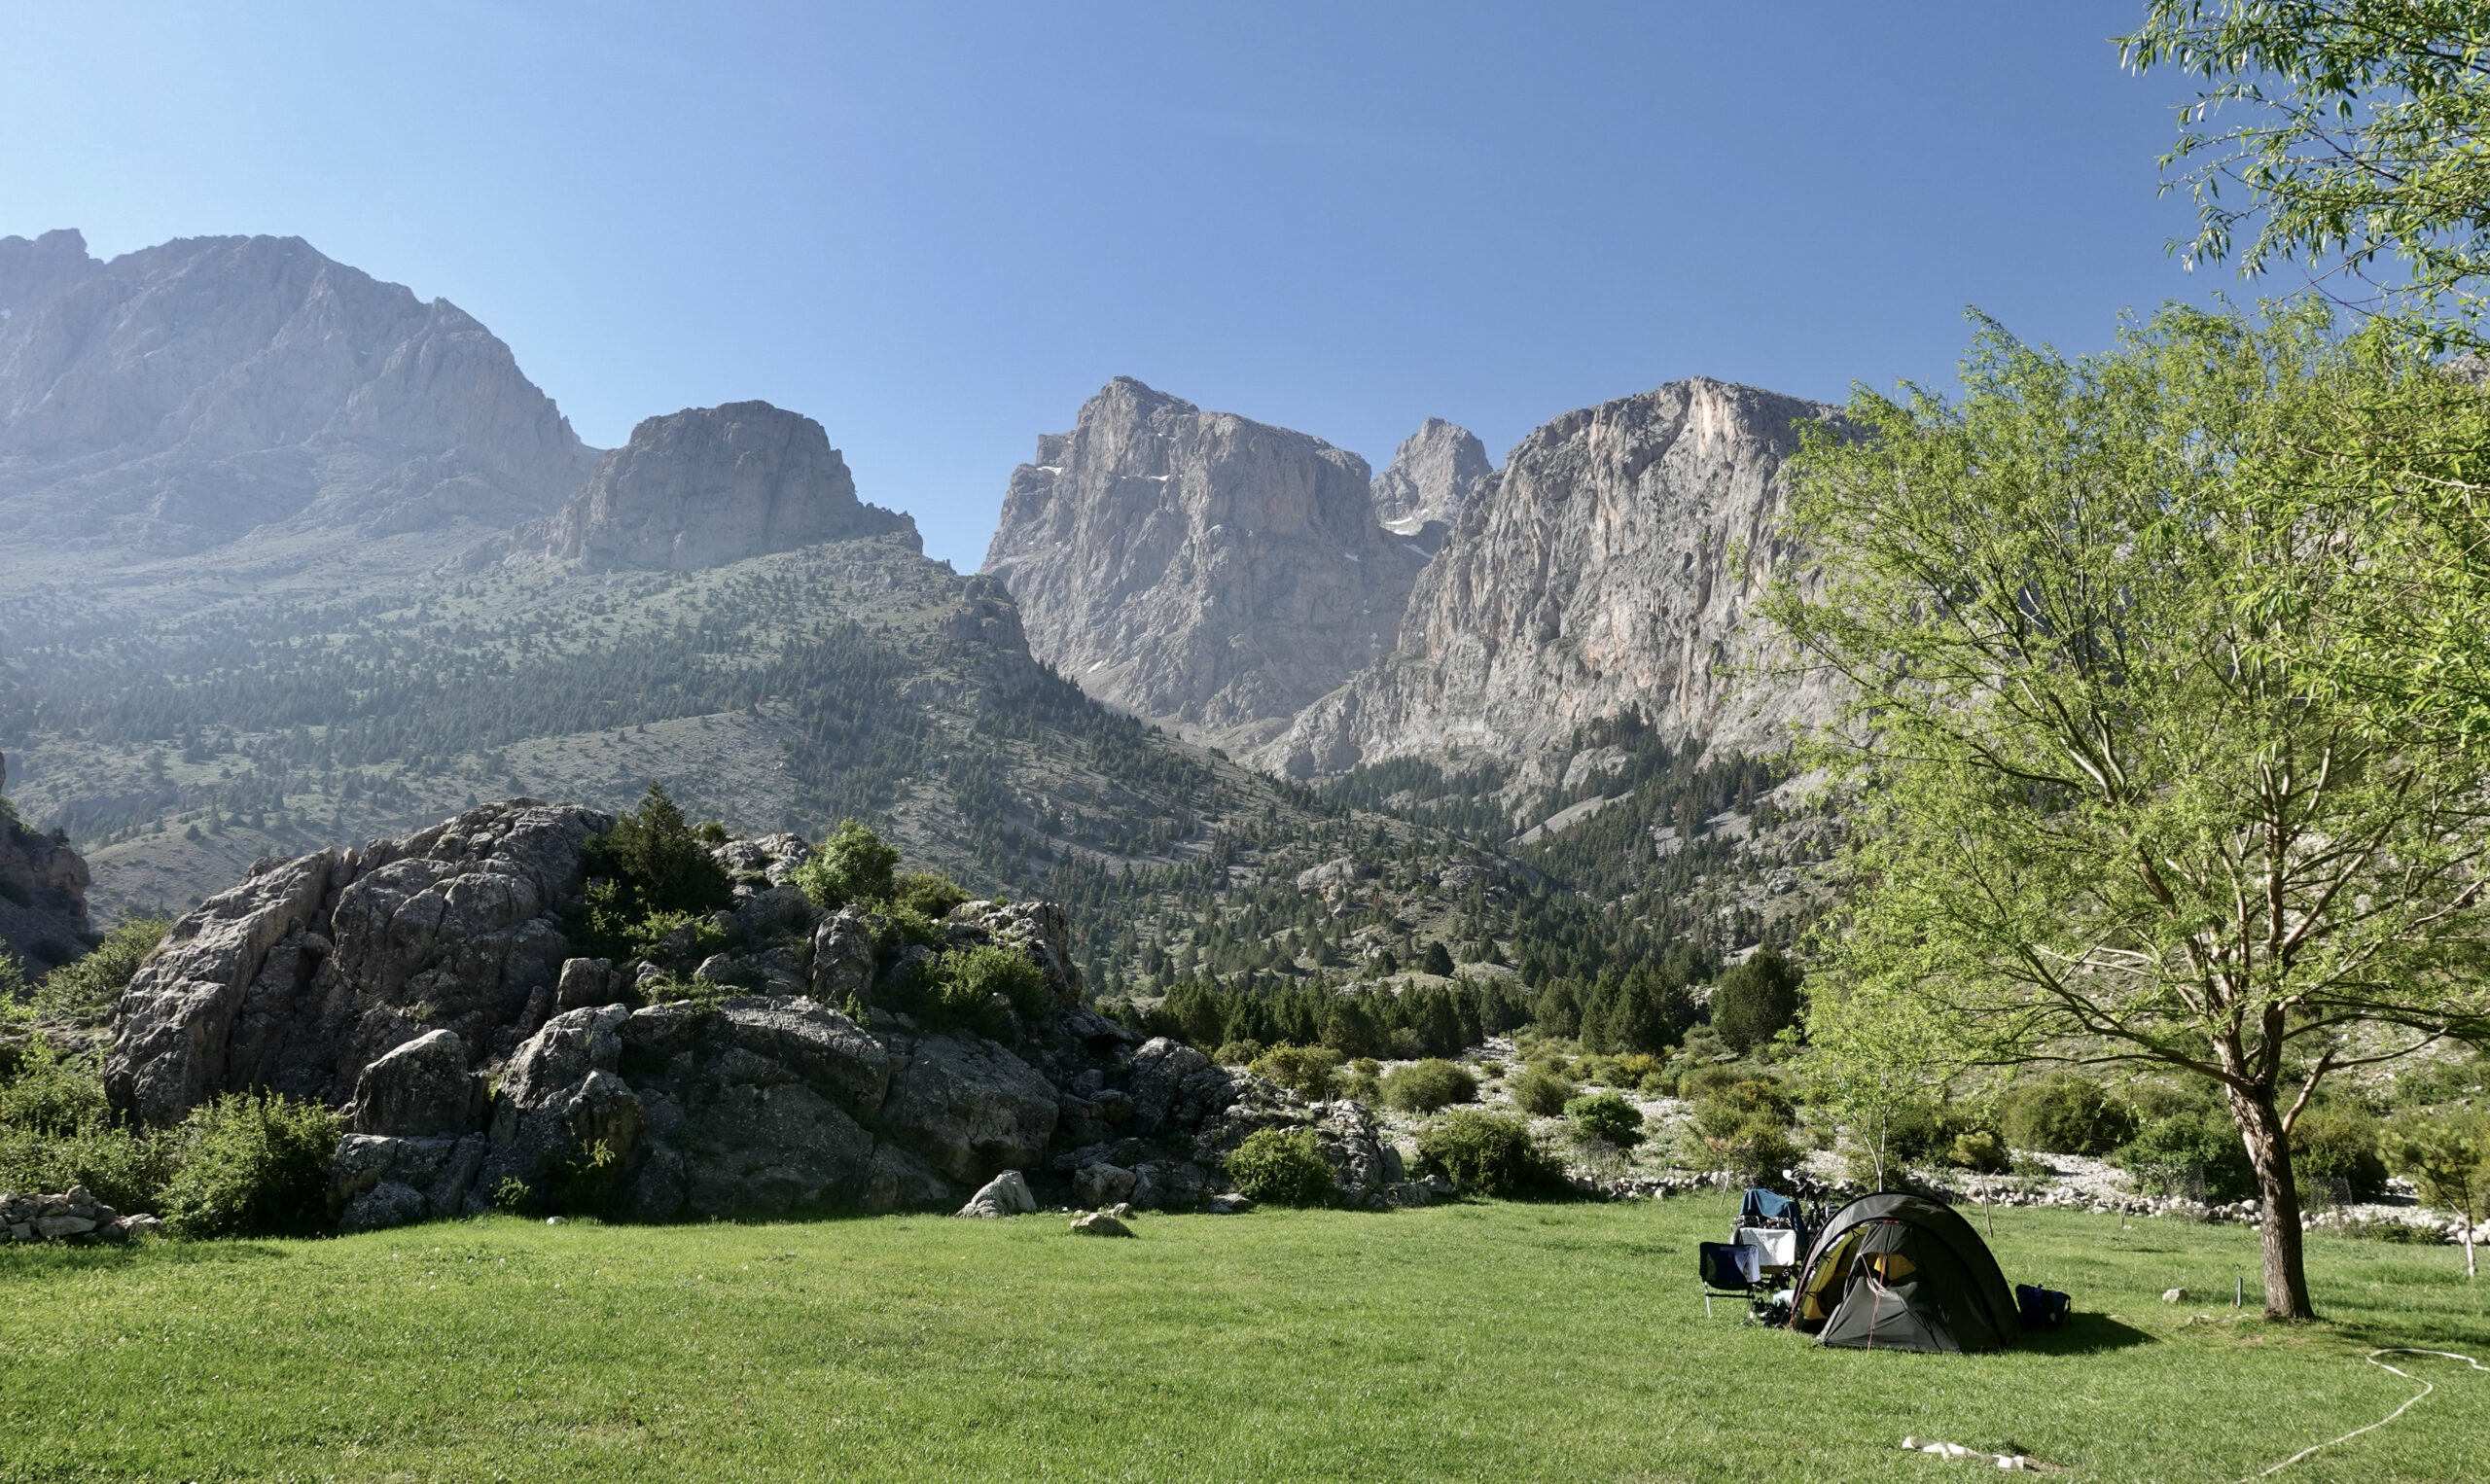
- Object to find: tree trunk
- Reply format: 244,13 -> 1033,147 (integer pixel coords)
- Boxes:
2229,1084 -> 2317,1320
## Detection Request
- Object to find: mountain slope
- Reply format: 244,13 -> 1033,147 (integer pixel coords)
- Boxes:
981,377 -> 1428,751
0,230 -> 596,560
1266,378 -> 1843,781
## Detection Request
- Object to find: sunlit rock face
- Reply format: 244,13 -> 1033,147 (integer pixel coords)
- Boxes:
982,376 -> 1426,750
1370,416 -> 1490,555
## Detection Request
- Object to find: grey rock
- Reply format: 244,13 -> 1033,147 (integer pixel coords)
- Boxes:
1263,378 -> 1847,779
349,1029 -> 478,1137
944,899 -> 1084,1003
554,957 -> 620,1012
523,402 -> 911,572
882,1033 -> 1059,1184
1195,1090 -> 1400,1207
1074,1162 -> 1138,1208
339,1181 -> 430,1234
955,1169 -> 1038,1219
0,230 -> 597,559
809,907 -> 876,1002
1370,417 -> 1490,553
0,750 -> 93,972
1070,1210 -> 1134,1237
1208,1192 -> 1254,1215
982,376 -> 1428,750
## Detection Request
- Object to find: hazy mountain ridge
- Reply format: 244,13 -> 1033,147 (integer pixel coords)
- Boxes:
0,230 -> 597,560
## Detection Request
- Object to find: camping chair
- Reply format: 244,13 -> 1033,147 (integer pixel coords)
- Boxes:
1698,1240 -> 1766,1318
1699,1188 -> 1820,1321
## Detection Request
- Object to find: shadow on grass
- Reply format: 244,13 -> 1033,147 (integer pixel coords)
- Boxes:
2019,1312 -> 2156,1355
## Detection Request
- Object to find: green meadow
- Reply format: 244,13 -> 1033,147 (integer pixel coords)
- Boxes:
2,1196 -> 2483,1483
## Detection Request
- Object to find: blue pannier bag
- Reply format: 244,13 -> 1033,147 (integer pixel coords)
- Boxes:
2015,1284 -> 2071,1331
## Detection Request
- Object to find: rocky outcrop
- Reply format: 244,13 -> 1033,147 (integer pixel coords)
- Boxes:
0,230 -> 597,555
1370,417 -> 1489,554
523,401 -> 912,572
0,752 -> 92,972
103,799 -> 1356,1233
103,800 -> 609,1126
981,377 -> 1427,749
1,1185 -> 160,1244
1266,378 -> 1845,779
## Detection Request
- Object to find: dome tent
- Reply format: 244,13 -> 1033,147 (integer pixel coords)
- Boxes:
1789,1192 -> 2021,1353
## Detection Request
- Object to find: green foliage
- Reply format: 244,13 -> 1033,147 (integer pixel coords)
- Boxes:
924,944 -> 1052,1040
1146,976 -> 1530,1065
549,1138 -> 623,1218
492,1177 -> 535,1215
1211,1040 -> 1264,1068
0,950 -> 29,1009
1949,1130 -> 2011,1175
30,915 -> 172,1022
1248,1044 -> 1341,1101
1380,1059 -> 1476,1113
1420,941 -> 1455,977
1223,1127 -> 1335,1207
2119,1108 -> 2259,1203
2387,1109 -> 2490,1255
0,1036 -> 173,1213
796,819 -> 902,911
158,1094 -> 341,1239
1506,1065 -> 1576,1117
0,1035 -> 109,1135
2291,1103 -> 2390,1201
1415,1110 -> 1556,1197
2000,1074 -> 2139,1156
1689,1078 -> 1800,1185
892,870 -> 970,920
1799,978 -> 1960,1189
1563,1091 -> 1644,1149
1710,948 -> 1801,1053
573,783 -> 732,963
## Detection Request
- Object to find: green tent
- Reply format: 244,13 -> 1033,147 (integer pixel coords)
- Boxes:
1789,1192 -> 2021,1353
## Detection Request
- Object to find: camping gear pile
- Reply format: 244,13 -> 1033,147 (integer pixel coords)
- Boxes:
1701,1188 -> 2069,1352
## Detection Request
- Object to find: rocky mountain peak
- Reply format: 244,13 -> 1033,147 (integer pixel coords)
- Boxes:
1370,416 -> 1490,552
524,400 -> 913,572
0,230 -> 597,555
1265,376 -> 1846,779
981,377 -> 1428,749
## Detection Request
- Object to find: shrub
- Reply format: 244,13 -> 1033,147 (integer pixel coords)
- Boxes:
1225,1127 -> 1336,1207
2292,1103 -> 2390,1201
1508,1065 -> 1577,1116
926,944 -> 1052,1038
1711,947 -> 1803,1053
795,819 -> 901,910
584,783 -> 731,918
892,870 -> 970,920
1212,1039 -> 1265,1068
1949,1130 -> 2012,1174
158,1093 -> 341,1239
32,916 -> 171,1022
1250,1044 -> 1341,1101
1381,1059 -> 1477,1113
2118,1108 -> 2257,1202
1420,941 -> 1456,977
1418,1111 -> 1557,1197
1564,1091 -> 1645,1149
0,1035 -> 109,1135
1690,1079 -> 1795,1142
2000,1074 -> 2137,1155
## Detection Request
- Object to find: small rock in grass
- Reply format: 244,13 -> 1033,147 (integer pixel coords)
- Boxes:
1208,1193 -> 1253,1215
547,1216 -> 567,1225
1071,1211 -> 1134,1238
2160,1287 -> 2187,1302
954,1170 -> 1038,1219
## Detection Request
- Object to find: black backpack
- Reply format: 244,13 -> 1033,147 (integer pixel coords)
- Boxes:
2015,1283 -> 2071,1331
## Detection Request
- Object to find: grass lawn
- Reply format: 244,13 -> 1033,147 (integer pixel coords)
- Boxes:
2,1193 -> 2485,1482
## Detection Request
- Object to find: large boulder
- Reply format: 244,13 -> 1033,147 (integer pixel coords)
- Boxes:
882,1032 -> 1059,1184
943,900 -> 1084,1003
348,1029 -> 480,1136
105,800 -> 610,1125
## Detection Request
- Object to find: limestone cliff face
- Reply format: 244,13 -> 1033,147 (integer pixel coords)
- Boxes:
0,230 -> 598,554
525,401 -> 912,572
981,377 -> 1427,746
1370,416 -> 1489,553
1264,378 -> 1843,778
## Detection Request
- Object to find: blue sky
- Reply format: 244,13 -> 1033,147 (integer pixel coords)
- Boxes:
4,2 -> 2213,568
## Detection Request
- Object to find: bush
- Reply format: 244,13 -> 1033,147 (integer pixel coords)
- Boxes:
1381,1059 -> 1477,1113
2000,1074 -> 2137,1155
1690,1079 -> 1795,1142
1250,1044 -> 1342,1101
892,870 -> 970,920
0,1035 -> 109,1135
1225,1127 -> 1336,1207
2292,1103 -> 2390,1201
1416,1110 -> 1558,1197
925,944 -> 1052,1038
1711,947 -> 1803,1053
1508,1065 -> 1577,1116
1420,941 -> 1456,977
795,819 -> 901,910
585,783 -> 731,917
32,916 -> 171,1022
1949,1130 -> 2012,1174
1564,1091 -> 1645,1149
158,1093 -> 341,1239
2118,1108 -> 2257,1202
1212,1039 -> 1265,1068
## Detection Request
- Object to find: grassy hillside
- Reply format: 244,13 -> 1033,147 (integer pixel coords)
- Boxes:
2,1200 -> 2481,1482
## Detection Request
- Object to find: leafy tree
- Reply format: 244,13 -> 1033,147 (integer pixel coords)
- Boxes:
1420,940 -> 1456,977
2388,1110 -> 2490,1278
1711,947 -> 1802,1053
1767,307 -> 2490,1318
1801,979 -> 1960,1190
584,783 -> 731,918
33,916 -> 172,1022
